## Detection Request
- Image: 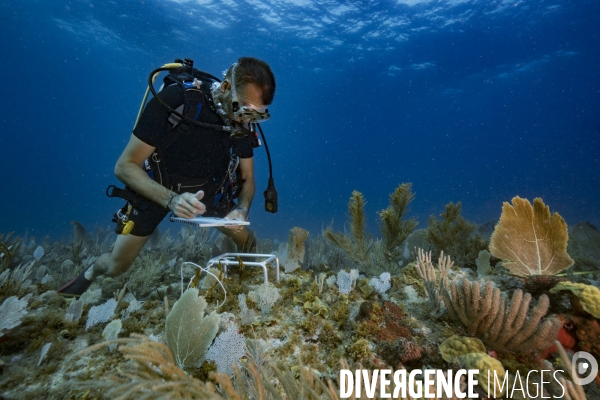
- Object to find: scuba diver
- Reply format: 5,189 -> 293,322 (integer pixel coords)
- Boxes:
58,56 -> 276,296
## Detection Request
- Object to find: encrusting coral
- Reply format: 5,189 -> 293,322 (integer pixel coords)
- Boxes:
442,279 -> 561,354
459,352 -> 506,397
489,196 -> 574,276
550,281 -> 600,318
439,335 -> 486,363
559,314 -> 600,362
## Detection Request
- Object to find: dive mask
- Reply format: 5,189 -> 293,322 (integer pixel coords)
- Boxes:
230,63 -> 270,125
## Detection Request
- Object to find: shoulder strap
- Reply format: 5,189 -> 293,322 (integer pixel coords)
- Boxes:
160,87 -> 205,150
162,68 -> 221,88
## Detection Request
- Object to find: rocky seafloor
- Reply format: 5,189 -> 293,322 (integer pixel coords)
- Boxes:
0,218 -> 599,400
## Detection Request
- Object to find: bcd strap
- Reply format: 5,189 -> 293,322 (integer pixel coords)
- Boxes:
160,86 -> 205,150
163,69 -> 221,88
106,185 -> 150,211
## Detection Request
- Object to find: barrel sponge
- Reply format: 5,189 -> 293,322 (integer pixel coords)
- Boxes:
439,335 -> 486,362
459,352 -> 505,397
490,197 -> 573,276
550,282 -> 600,318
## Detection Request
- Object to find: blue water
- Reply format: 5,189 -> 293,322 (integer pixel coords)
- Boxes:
1,0 -> 599,242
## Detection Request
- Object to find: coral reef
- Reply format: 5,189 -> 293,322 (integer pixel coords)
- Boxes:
1,188 -> 599,399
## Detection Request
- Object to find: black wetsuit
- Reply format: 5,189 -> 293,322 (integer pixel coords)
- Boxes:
123,82 -> 253,236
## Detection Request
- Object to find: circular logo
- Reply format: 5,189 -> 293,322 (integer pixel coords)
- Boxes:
572,352 -> 598,386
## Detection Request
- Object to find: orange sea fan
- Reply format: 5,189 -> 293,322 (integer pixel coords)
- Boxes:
490,196 -> 574,276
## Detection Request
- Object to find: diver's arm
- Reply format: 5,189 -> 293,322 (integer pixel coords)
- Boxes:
114,134 -> 172,206
114,134 -> 205,218
221,157 -> 254,233
236,157 -> 256,214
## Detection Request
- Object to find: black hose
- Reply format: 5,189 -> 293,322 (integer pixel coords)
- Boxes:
256,123 -> 273,179
147,66 -> 231,132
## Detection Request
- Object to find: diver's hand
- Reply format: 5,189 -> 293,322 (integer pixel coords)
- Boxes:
170,190 -> 206,218
223,208 -> 248,233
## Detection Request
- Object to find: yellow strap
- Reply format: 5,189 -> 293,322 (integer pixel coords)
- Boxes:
133,63 -> 185,129
162,62 -> 183,69
134,87 -> 151,129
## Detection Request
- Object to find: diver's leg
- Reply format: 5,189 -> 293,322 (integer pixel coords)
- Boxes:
216,226 -> 257,253
58,198 -> 166,296
87,233 -> 150,279
57,233 -> 150,296
91,199 -> 167,278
